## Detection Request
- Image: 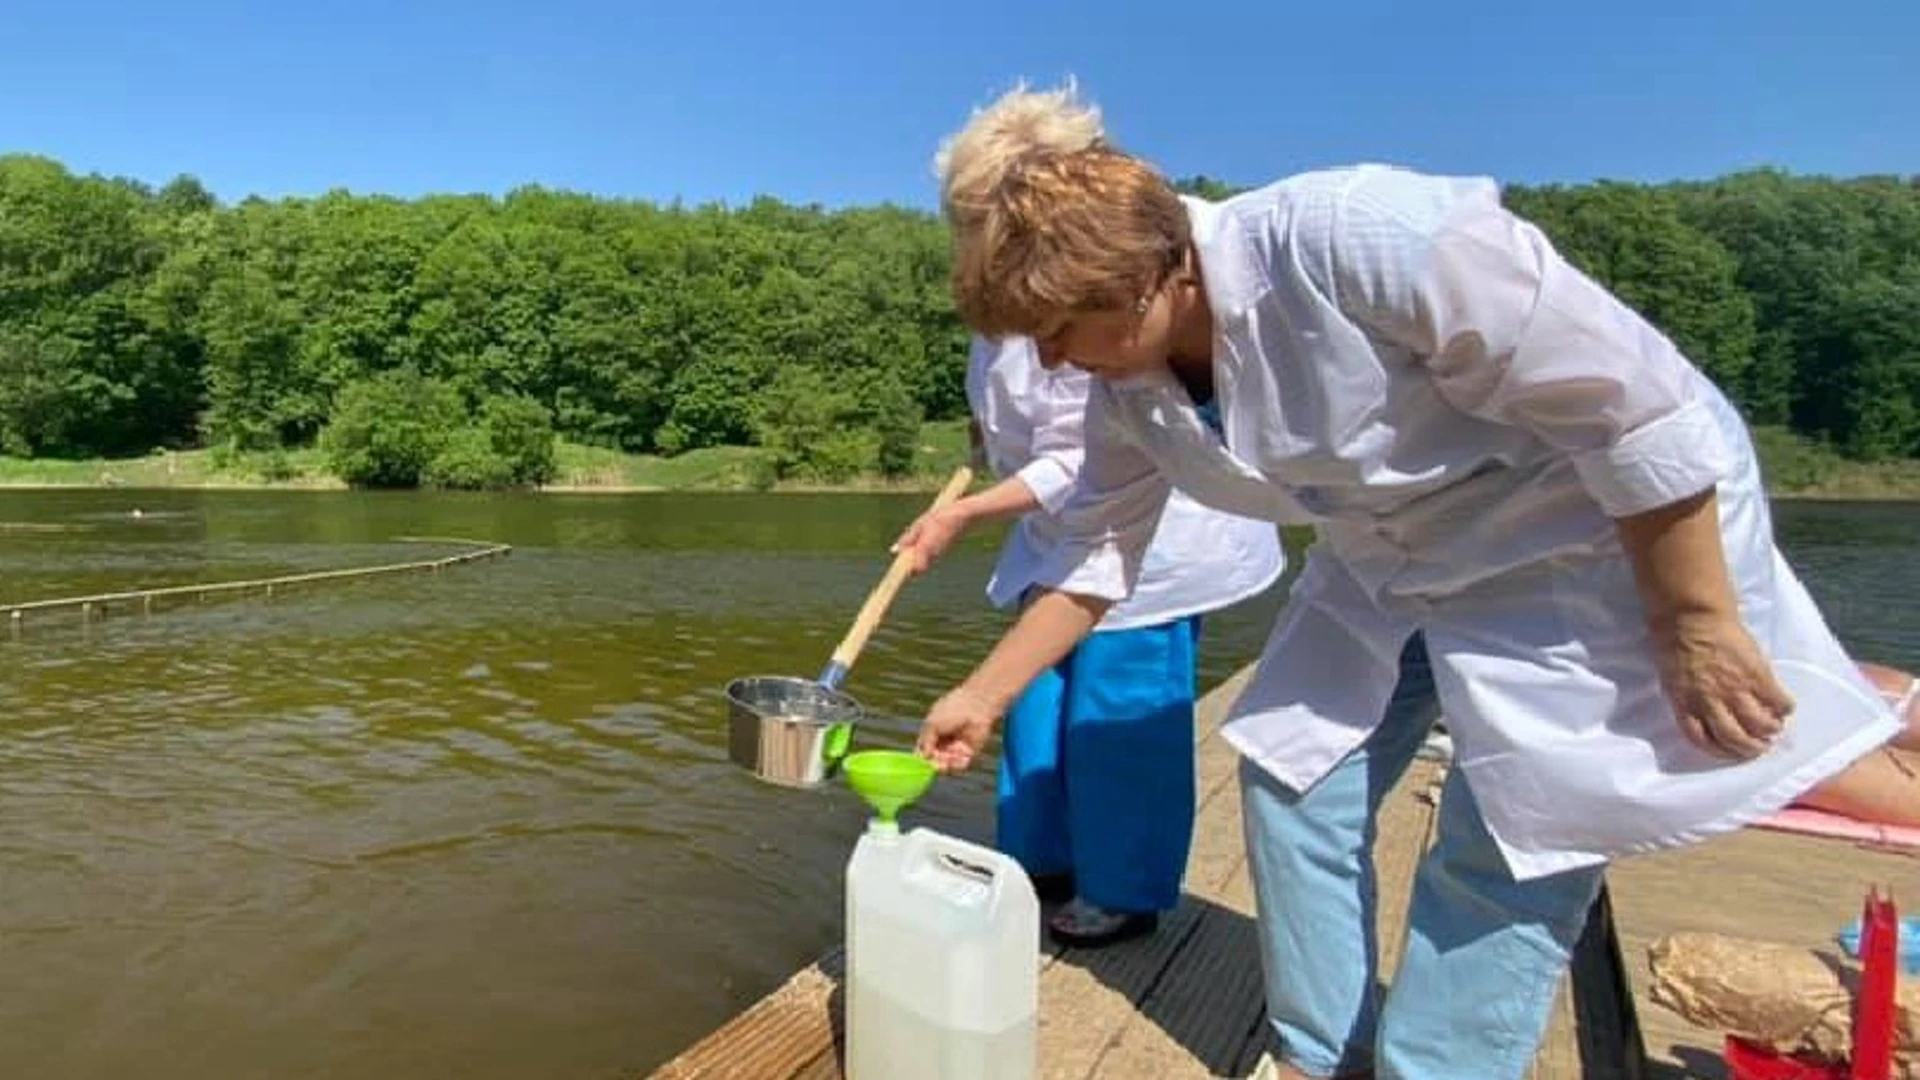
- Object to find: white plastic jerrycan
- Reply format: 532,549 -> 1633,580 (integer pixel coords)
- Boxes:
845,817 -> 1039,1080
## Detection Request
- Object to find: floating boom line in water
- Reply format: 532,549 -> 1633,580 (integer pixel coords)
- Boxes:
2,536 -> 511,638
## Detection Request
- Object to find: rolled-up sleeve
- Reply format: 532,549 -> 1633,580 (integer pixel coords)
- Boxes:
1025,382 -> 1170,603
1014,456 -> 1079,514
1011,373 -> 1090,515
1317,170 -> 1733,519
969,335 -> 1091,514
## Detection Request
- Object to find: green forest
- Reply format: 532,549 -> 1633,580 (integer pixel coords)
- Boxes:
0,153 -> 1915,493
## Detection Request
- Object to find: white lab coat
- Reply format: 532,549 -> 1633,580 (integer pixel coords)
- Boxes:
965,334 -> 1284,633
1037,164 -> 1903,879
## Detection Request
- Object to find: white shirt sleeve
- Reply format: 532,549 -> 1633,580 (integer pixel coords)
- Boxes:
969,336 -> 1090,514
964,336 -> 1022,478
1009,370 -> 1090,515
1309,171 -> 1734,519
1024,381 -> 1171,603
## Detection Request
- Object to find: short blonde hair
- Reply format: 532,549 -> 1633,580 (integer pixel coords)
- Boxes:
934,81 -> 1188,338
933,77 -> 1104,213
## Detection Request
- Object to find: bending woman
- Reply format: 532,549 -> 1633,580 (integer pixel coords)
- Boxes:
896,332 -> 1283,946
905,81 -> 1908,1080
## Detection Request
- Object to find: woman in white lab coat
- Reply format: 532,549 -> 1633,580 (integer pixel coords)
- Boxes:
894,331 -> 1284,947
904,82 -> 1908,1080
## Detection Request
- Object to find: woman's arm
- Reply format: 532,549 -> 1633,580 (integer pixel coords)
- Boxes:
898,345 -> 1092,573
1614,489 -> 1740,625
1614,489 -> 1792,758
919,589 -> 1110,772
916,384 -> 1172,770
953,473 -> 1045,524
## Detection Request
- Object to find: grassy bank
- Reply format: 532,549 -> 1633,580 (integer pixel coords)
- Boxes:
1,421 -> 1914,501
0,421 -> 978,494
1746,426 -> 1920,501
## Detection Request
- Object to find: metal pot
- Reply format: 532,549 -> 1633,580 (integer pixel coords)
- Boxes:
725,675 -> 862,789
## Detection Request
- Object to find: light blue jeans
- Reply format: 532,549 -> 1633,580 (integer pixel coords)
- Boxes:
1239,633 -> 1606,1079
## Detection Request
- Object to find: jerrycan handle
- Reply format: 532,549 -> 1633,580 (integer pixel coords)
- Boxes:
905,831 -> 1028,914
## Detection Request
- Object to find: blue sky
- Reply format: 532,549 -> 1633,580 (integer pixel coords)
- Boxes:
3,0 -> 1913,210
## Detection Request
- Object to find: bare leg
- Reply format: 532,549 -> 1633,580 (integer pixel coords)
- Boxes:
1857,661 -> 1920,751
1787,662 -> 1920,827
1797,744 -> 1920,827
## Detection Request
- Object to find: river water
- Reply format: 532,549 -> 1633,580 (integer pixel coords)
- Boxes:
0,490 -> 1912,1079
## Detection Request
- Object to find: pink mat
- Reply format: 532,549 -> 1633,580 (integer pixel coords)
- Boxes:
1754,805 -> 1920,850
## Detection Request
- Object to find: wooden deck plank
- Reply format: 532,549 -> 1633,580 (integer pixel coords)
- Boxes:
790,1053 -> 840,1080
1193,667 -> 1257,797
646,961 -> 842,1080
642,666 -> 1256,1080
1605,826 -> 1916,1080
1376,758 -> 1443,982
1220,863 -> 1277,1080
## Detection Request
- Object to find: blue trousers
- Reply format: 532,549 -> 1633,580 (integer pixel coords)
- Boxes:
1241,633 -> 1607,1079
995,615 -> 1201,914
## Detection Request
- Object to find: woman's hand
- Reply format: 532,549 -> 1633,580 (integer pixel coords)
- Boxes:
915,686 -> 1001,773
1653,610 -> 1796,760
913,589 -> 1108,774
891,504 -> 972,577
1614,488 -> 1795,760
892,476 -> 1047,576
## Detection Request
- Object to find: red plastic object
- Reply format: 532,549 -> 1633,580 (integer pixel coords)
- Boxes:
1851,888 -> 1897,1080
1724,887 -> 1899,1080
1725,1037 -> 1847,1080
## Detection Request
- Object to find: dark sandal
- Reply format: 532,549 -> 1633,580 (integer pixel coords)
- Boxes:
1047,898 -> 1159,947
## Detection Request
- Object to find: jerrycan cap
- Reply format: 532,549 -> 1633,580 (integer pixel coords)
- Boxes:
843,749 -> 935,828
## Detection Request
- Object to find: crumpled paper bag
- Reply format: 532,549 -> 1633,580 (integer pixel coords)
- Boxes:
1646,931 -> 1915,1077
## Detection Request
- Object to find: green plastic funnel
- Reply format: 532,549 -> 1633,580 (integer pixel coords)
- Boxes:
842,749 -> 936,825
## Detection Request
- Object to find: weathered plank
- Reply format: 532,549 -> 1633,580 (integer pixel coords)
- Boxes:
646,959 -> 842,1080
1037,901 -> 1213,1078
1219,863 -> 1276,1080
1376,759 -> 1444,982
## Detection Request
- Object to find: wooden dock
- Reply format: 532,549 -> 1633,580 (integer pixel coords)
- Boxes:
643,665 -> 1648,1079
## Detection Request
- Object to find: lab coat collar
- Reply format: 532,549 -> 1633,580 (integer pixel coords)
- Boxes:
1180,194 -> 1271,323
1105,196 -> 1268,401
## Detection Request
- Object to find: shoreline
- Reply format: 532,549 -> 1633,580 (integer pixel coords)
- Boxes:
7,422 -> 1914,502
0,477 -> 966,496
0,476 -> 1915,502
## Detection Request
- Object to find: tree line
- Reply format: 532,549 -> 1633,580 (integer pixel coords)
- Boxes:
0,153 -> 1913,488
